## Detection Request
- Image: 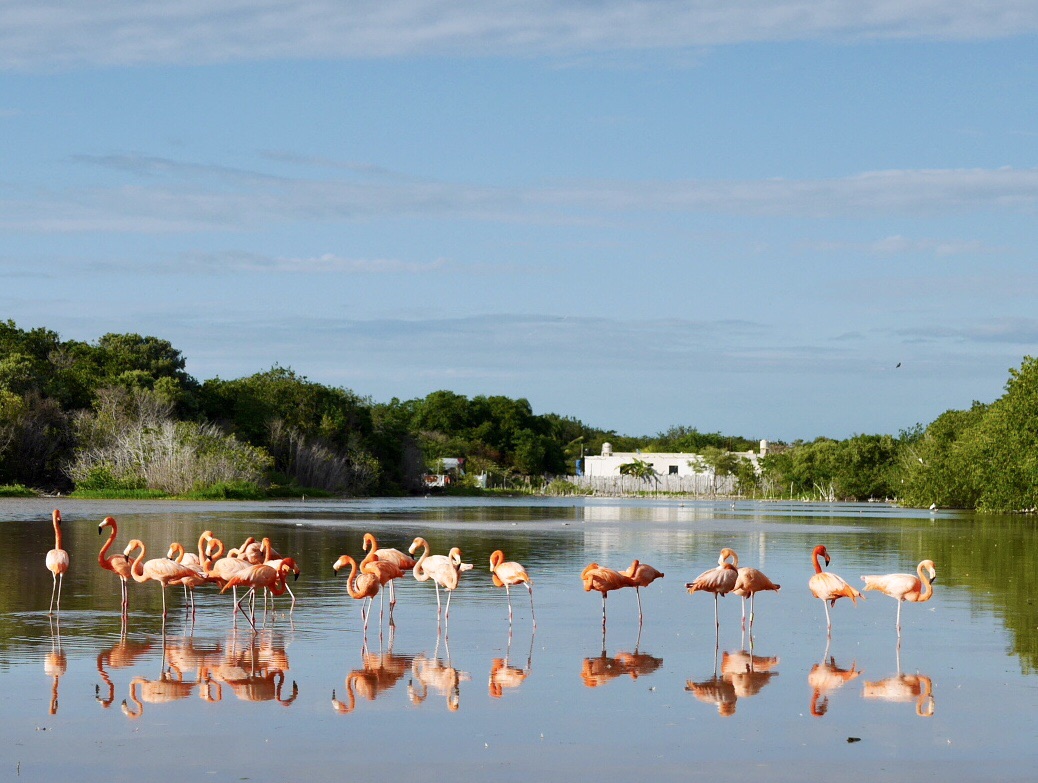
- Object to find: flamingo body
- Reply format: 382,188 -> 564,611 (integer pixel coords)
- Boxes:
490,549 -> 535,625
861,559 -> 936,635
808,545 -> 863,635
46,509 -> 70,614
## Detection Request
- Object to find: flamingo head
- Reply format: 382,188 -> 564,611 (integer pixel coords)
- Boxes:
332,555 -> 351,574
718,548 -> 739,567
408,537 -> 426,555
489,550 -> 504,569
812,545 -> 830,566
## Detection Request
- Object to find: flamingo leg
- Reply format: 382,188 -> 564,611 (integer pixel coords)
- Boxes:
713,593 -> 720,629
527,583 -> 536,628
160,584 -> 168,618
388,579 -> 396,609
505,584 -> 513,624
823,600 -> 832,637
896,599 -> 903,636
636,586 -> 644,625
444,589 -> 453,622
49,573 -> 59,614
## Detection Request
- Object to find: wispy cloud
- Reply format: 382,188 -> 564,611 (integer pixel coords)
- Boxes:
3,1 -> 1037,71
803,234 -> 1007,258
3,157 -> 1038,234
896,317 -> 1038,345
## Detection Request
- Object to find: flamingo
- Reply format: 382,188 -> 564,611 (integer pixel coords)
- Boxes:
581,563 -> 635,629
360,548 -> 405,622
220,558 -> 298,630
408,538 -> 464,625
45,509 -> 70,614
98,516 -> 133,613
333,555 -> 381,632
622,559 -> 664,625
489,549 -> 535,626
362,532 -> 417,609
167,541 -> 218,615
808,545 -> 863,636
685,548 -> 740,629
728,553 -> 780,629
202,536 -> 254,615
123,539 -> 202,618
860,560 -> 937,636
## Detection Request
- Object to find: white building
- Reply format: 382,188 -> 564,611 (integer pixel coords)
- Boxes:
580,441 -> 767,477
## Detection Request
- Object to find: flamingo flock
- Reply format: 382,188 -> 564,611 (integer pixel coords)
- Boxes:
41,508 -> 937,640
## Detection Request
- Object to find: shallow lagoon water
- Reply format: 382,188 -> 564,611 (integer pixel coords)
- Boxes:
2,497 -> 1036,782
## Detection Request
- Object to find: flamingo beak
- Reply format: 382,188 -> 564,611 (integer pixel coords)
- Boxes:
98,525 -> 103,535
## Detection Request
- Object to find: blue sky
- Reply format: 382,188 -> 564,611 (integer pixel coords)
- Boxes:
2,1 -> 1037,441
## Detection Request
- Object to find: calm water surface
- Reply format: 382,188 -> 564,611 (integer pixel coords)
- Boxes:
1,497 -> 1036,782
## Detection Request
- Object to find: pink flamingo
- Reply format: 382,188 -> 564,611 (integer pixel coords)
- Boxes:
98,516 -> 133,613
809,545 -> 863,636
489,549 -> 535,626
686,548 -> 740,629
46,509 -> 70,614
861,559 -> 936,635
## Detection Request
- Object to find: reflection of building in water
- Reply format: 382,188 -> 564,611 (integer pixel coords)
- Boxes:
863,674 -> 934,717
808,657 -> 861,717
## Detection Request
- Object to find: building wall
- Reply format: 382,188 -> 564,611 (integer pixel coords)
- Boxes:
581,450 -> 761,478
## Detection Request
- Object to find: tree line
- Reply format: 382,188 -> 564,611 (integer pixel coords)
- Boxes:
1,320 -> 1035,510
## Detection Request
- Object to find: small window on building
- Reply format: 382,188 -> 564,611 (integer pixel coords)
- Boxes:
668,465 -> 679,475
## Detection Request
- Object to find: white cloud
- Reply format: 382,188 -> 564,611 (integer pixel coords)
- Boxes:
2,1 -> 1038,71
3,158 -> 1038,234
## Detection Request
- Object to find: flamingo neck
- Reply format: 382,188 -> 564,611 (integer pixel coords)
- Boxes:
916,563 -> 934,602
98,526 -> 116,566
343,558 -> 362,598
129,544 -> 149,582
812,549 -> 825,574
53,513 -> 63,550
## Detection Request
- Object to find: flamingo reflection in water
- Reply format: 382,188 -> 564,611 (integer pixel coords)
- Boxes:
332,627 -> 416,713
45,617 -> 67,715
808,641 -> 862,717
408,637 -> 471,711
121,671 -> 203,719
685,633 -> 779,717
199,630 -> 297,706
95,625 -> 155,709
489,626 -> 535,699
862,641 -> 934,717
582,624 -> 663,689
